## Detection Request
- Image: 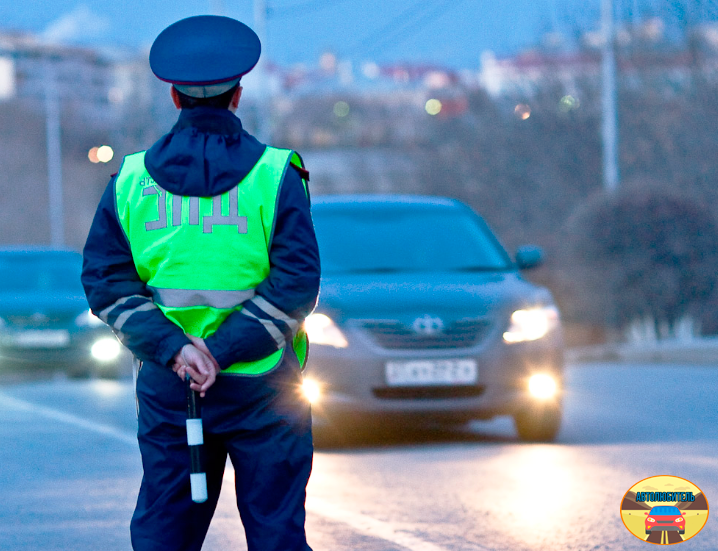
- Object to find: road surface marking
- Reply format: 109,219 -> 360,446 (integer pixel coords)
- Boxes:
0,393 -> 137,446
1,392 -> 488,551
306,496 -> 492,551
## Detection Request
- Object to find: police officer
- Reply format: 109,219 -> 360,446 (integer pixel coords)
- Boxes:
82,15 -> 319,551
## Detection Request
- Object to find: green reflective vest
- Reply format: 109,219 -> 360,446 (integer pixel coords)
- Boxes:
114,146 -> 308,375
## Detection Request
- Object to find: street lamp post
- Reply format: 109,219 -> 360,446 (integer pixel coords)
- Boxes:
254,0 -> 270,143
44,62 -> 64,247
602,0 -> 620,193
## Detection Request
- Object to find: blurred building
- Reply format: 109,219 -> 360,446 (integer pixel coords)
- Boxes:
0,31 -> 119,121
0,30 -> 180,138
479,19 -> 718,100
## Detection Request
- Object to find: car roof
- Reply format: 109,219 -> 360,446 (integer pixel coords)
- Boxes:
312,194 -> 465,211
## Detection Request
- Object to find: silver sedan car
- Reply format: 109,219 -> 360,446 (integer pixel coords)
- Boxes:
301,195 -> 564,442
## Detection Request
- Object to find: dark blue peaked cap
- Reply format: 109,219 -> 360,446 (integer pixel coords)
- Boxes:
150,15 -> 261,93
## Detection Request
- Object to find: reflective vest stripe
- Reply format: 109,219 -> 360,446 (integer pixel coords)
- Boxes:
148,287 -> 256,309
99,294 -> 149,322
98,294 -> 158,333
240,308 -> 287,349
113,302 -> 158,332
248,296 -> 300,336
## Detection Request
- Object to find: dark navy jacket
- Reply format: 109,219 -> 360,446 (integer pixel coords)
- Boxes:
82,107 -> 320,369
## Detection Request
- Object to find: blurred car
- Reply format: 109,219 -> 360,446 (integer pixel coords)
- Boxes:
302,195 -> 564,442
644,506 -> 686,535
0,248 -> 125,378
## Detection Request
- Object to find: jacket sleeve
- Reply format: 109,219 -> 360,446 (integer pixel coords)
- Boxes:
204,165 -> 321,368
81,177 -> 191,366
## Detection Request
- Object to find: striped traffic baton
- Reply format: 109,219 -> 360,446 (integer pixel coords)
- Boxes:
185,373 -> 208,503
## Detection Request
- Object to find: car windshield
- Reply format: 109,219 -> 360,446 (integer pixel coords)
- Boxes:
0,253 -> 83,293
650,507 -> 681,515
312,205 -> 513,275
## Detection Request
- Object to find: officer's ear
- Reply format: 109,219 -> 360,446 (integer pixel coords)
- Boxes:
230,86 -> 242,111
170,86 -> 182,110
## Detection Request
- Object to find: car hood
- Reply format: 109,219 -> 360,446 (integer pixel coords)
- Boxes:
0,292 -> 88,318
316,271 -> 553,322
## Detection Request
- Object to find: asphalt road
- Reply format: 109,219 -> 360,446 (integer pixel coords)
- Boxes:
1,362 -> 716,551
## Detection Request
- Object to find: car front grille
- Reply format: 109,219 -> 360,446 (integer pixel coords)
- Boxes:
362,318 -> 492,350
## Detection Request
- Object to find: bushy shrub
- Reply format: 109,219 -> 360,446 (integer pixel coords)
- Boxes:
559,182 -> 718,336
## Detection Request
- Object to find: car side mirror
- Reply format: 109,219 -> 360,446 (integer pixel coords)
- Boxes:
644,512 -> 649,515
515,246 -> 544,270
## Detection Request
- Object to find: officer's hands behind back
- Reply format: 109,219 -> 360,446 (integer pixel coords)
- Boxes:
172,343 -> 220,397
186,335 -> 220,372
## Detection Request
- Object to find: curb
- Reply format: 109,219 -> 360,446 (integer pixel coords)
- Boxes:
567,338 -> 718,365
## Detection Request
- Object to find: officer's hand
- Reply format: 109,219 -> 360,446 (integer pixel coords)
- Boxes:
187,334 -> 220,373
172,344 -> 218,398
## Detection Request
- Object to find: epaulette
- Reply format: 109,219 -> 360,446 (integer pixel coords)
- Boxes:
290,162 -> 310,182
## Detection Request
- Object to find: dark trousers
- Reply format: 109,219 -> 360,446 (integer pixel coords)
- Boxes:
130,355 -> 314,551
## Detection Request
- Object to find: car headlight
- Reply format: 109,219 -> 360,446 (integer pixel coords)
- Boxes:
91,337 -> 121,361
528,373 -> 558,399
646,517 -> 655,523
676,517 -> 684,522
503,305 -> 560,343
301,378 -> 322,403
304,313 -> 348,348
75,309 -> 106,328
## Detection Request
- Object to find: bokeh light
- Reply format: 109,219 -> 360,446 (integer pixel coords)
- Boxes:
362,62 -> 380,79
96,145 -> 114,163
425,98 -> 442,115
333,101 -> 350,117
559,95 -> 580,112
320,52 -> 337,73
88,147 -> 100,163
514,103 -> 531,120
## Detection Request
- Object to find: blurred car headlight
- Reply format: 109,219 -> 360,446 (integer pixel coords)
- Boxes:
75,309 -> 106,328
528,373 -> 558,399
91,337 -> 121,361
503,306 -> 559,343
646,517 -> 655,523
304,313 -> 348,348
301,378 -> 322,404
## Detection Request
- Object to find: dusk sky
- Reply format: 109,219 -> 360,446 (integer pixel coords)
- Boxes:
0,0 -> 610,68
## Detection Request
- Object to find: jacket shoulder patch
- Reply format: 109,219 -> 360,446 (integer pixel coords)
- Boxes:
289,162 -> 309,182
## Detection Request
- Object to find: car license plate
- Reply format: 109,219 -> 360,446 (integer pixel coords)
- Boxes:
12,330 -> 70,348
385,359 -> 478,386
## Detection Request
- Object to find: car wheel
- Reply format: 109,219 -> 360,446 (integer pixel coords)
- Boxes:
646,530 -> 651,535
679,530 -> 685,535
513,401 -> 562,442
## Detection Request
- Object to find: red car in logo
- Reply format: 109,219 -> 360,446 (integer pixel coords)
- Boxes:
645,506 -> 687,535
